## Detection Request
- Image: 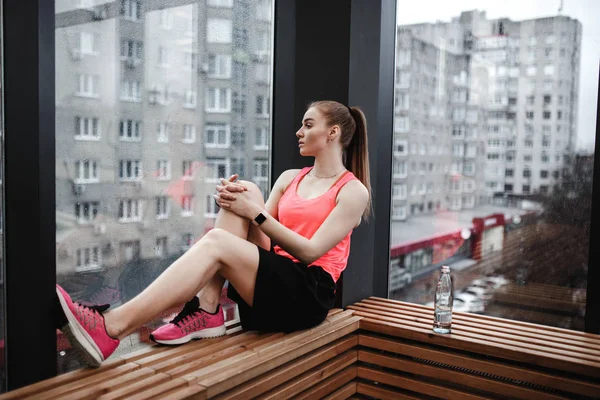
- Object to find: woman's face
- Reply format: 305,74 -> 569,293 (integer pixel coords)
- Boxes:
296,107 -> 331,156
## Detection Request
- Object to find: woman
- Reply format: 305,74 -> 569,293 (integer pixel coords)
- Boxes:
56,100 -> 371,367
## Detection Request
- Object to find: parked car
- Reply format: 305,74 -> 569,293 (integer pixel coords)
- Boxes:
471,276 -> 508,291
461,286 -> 492,302
426,292 -> 485,314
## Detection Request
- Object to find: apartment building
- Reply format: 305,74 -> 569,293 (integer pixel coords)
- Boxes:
55,0 -> 272,276
394,10 -> 581,220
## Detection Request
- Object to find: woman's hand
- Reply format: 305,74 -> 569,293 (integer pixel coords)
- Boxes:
214,185 -> 258,220
215,174 -> 247,202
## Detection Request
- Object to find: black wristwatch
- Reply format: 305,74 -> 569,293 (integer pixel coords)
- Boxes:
252,211 -> 267,226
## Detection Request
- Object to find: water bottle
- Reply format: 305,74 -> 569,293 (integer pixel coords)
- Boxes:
433,266 -> 453,334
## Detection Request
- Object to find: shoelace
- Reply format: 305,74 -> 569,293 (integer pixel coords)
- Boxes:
74,303 -> 110,330
170,300 -> 201,326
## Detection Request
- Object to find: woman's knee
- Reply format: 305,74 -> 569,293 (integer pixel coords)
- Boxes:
237,180 -> 265,204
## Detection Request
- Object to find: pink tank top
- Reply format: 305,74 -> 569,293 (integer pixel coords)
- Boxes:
273,167 -> 358,282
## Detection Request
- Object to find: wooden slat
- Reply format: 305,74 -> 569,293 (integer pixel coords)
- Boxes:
357,366 -> 493,400
355,383 -> 421,400
0,358 -> 126,400
358,350 -> 570,400
153,384 -> 207,400
214,335 -> 358,400
360,317 -> 600,379
321,381 -> 357,400
182,312 -> 360,397
256,354 -> 357,400
295,369 -> 357,400
54,367 -> 157,400
25,363 -> 142,400
95,373 -> 172,400
358,334 -> 600,398
124,378 -> 189,400
364,297 -> 600,342
350,305 -> 600,356
354,298 -> 600,348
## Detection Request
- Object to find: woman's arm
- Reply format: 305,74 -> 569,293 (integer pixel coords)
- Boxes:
242,180 -> 369,264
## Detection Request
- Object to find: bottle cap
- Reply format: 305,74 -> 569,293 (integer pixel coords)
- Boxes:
441,266 -> 450,273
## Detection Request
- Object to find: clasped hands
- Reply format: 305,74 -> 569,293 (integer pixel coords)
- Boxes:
213,174 -> 259,220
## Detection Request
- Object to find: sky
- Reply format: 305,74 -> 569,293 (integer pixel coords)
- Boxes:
397,0 -> 600,152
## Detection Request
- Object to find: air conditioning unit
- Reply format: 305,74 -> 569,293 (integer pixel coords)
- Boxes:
93,223 -> 106,235
73,184 -> 86,196
71,48 -> 83,61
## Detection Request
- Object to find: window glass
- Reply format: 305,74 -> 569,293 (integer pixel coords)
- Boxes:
391,2 -> 597,331
55,0 -> 273,372
0,9 -> 5,390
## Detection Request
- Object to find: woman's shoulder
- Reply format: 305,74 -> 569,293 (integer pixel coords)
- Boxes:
337,177 -> 369,201
274,168 -> 304,193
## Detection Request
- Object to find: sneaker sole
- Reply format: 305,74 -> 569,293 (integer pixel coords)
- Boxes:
56,287 -> 103,367
151,325 -> 226,345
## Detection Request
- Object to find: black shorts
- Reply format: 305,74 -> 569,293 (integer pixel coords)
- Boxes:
227,246 -> 336,333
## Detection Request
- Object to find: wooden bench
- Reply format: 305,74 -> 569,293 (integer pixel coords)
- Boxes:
1,297 -> 598,399
349,297 -> 600,399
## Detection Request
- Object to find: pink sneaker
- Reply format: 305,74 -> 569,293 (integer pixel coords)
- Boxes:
56,285 -> 119,367
150,296 -> 226,345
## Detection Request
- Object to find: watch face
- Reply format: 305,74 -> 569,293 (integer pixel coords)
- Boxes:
255,212 -> 267,225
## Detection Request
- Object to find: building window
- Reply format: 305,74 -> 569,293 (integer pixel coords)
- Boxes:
74,160 -> 99,183
156,160 -> 171,180
205,158 -> 229,183
255,127 -> 269,149
156,196 -> 169,219
160,9 -> 173,29
182,233 -> 195,250
119,160 -> 142,181
76,74 -> 99,97
184,51 -> 198,70
540,185 -> 549,195
252,159 -> 269,182
395,116 -> 409,133
154,237 -> 168,257
523,169 -> 531,178
393,160 -> 407,178
393,184 -> 407,200
232,128 -> 246,148
526,111 -> 534,120
182,160 -> 197,180
119,199 -> 143,222
75,201 -> 99,223
526,66 -> 537,76
524,139 -> 533,148
256,95 -> 269,117
543,111 -> 551,120
183,90 -> 197,108
157,122 -> 170,143
208,54 -> 232,78
540,170 -> 549,179
75,247 -> 101,272
505,169 -> 514,177
205,194 -> 219,218
207,18 -> 232,43
120,80 -> 141,102
119,119 -> 142,141
504,184 -> 513,192
392,205 -> 407,221
75,117 -> 100,140
206,88 -> 231,112
182,125 -> 197,143
544,79 -> 553,91
394,139 -> 408,156
79,32 -> 98,55
205,123 -> 230,148
120,39 -> 142,60
121,0 -> 141,20
544,65 -> 555,75
181,196 -> 194,217
158,47 -> 170,68
522,185 -> 531,194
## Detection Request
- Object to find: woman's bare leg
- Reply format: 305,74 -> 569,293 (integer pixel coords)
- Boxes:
197,183 -> 270,313
103,181 -> 269,339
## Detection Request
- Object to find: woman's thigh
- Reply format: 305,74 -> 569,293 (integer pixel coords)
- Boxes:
207,228 -> 261,306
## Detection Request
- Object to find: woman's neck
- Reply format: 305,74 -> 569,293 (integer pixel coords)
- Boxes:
312,157 -> 346,178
